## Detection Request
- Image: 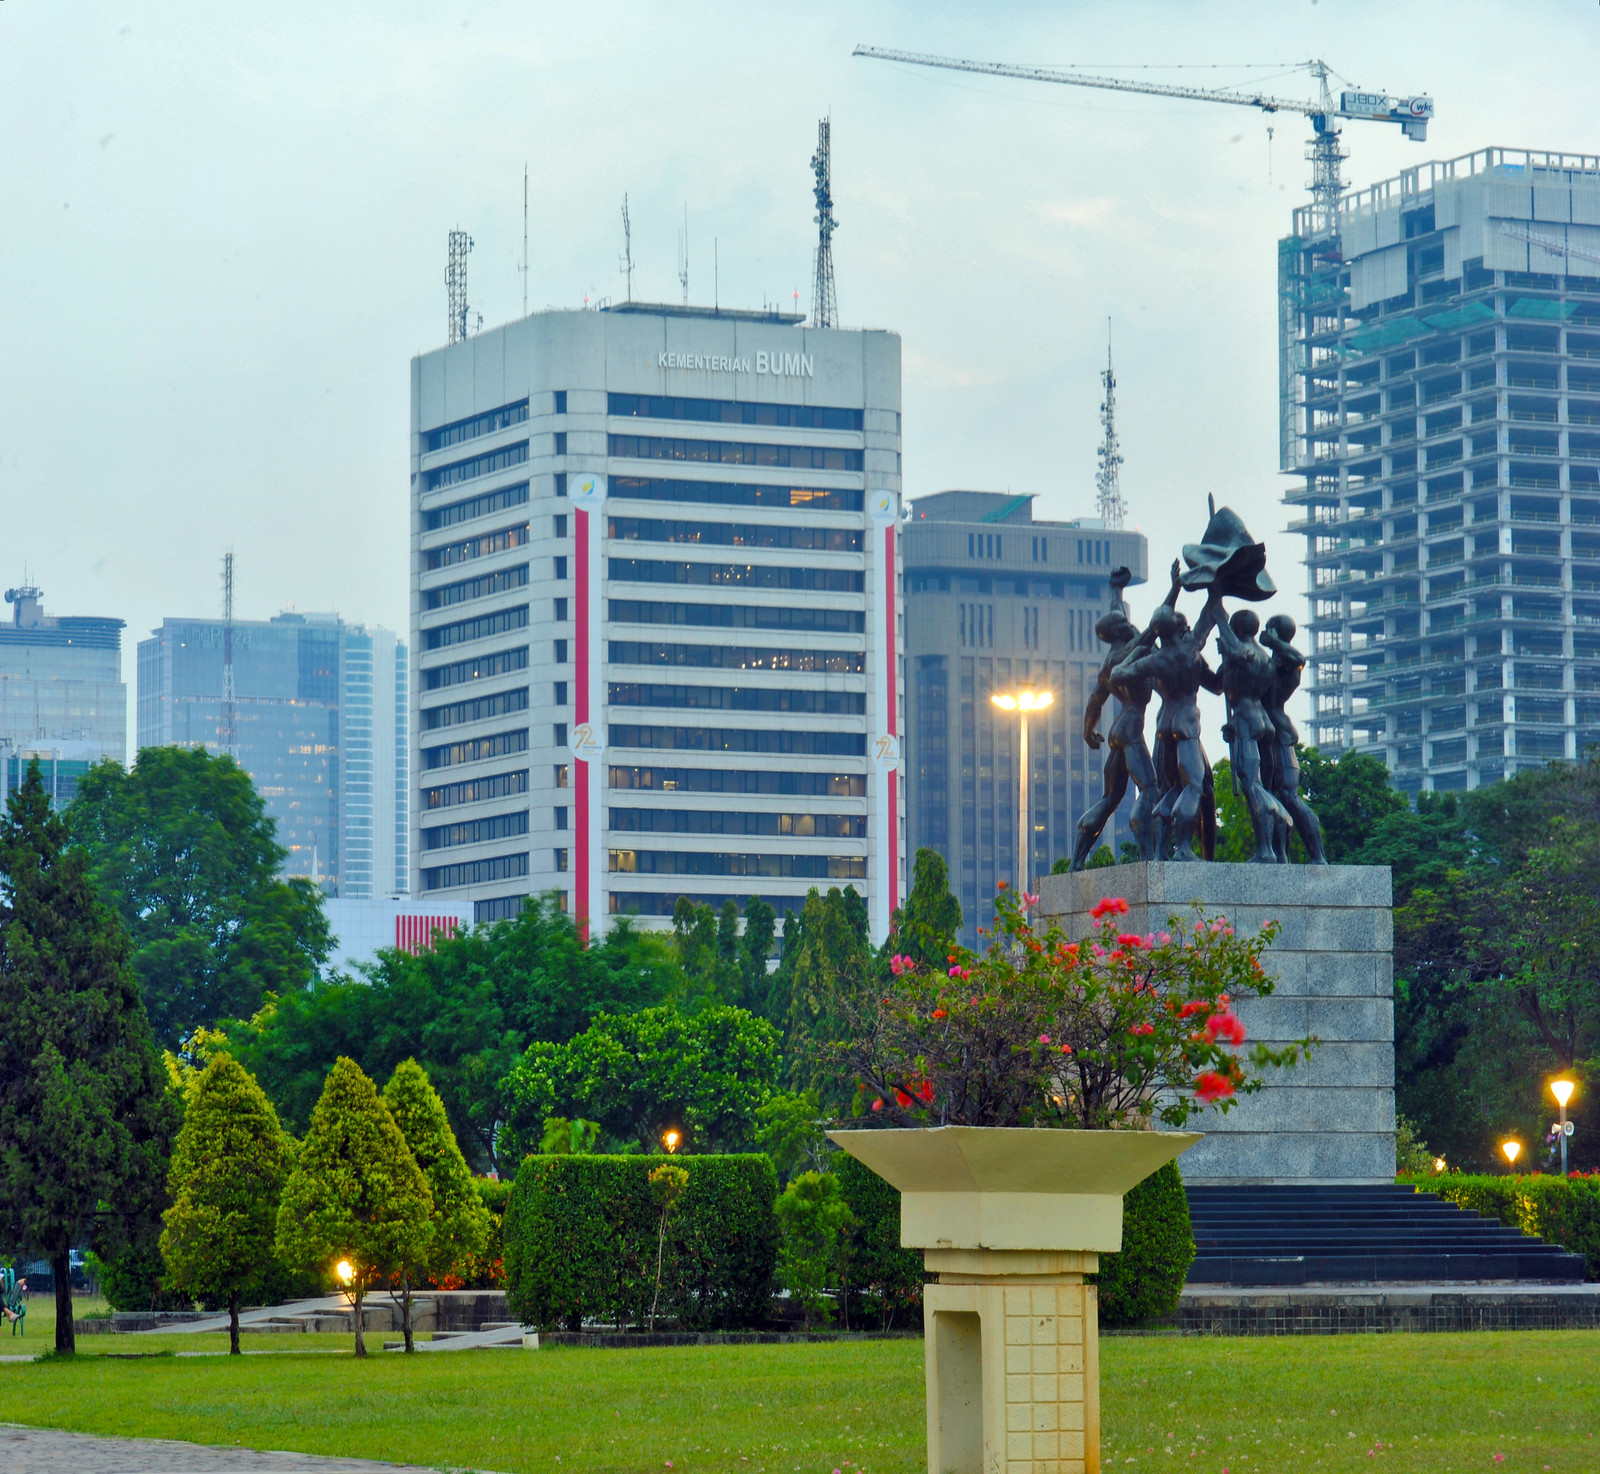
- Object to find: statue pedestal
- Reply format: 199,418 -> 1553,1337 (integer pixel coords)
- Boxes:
829,1127 -> 1196,1474
1036,862 -> 1395,1185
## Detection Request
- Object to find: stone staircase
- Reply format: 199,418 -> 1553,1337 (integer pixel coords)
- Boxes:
1185,1183 -> 1588,1285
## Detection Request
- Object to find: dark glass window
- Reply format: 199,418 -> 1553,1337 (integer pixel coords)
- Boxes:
609,393 -> 863,431
608,808 -> 866,838
424,522 -> 531,571
607,766 -> 865,796
608,436 -> 862,472
423,482 -> 530,533
424,441 -> 529,491
422,769 -> 530,809
607,641 -> 863,673
608,560 -> 863,593
607,599 -> 864,633
424,399 -> 529,452
421,810 -> 530,850
607,683 -> 866,715
606,849 -> 865,880
420,686 -> 530,732
422,646 -> 529,691
421,727 -> 530,770
421,852 -> 530,890
609,475 -> 861,512
423,605 -> 530,651
608,516 -> 861,552
423,563 -> 530,611
608,725 -> 866,756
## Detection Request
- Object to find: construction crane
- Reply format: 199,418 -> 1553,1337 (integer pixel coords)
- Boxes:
853,47 -> 1433,231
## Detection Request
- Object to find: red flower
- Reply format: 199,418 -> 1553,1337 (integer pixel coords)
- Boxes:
1089,896 -> 1130,921
1060,1043 -> 1073,1055
915,1079 -> 936,1104
932,1008 -> 947,1019
1194,1071 -> 1235,1104
1129,1022 -> 1155,1037
1206,1012 -> 1248,1045
1116,932 -> 1145,948
1178,999 -> 1210,1019
895,1088 -> 913,1108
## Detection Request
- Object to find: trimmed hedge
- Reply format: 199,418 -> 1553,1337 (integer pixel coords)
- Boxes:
1089,1159 -> 1195,1328
1405,1172 -> 1600,1281
834,1151 -> 924,1328
504,1153 -> 778,1330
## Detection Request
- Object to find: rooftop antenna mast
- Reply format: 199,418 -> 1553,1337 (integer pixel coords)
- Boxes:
1095,323 -> 1126,530
221,550 -> 238,759
678,206 -> 690,306
620,194 -> 634,302
520,165 -> 529,318
447,227 -> 477,344
811,116 -> 838,328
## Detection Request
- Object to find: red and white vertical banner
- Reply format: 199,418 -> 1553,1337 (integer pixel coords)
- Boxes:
869,489 -> 901,943
569,473 -> 607,942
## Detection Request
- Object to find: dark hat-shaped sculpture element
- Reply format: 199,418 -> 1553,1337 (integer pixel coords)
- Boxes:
1180,496 -> 1276,602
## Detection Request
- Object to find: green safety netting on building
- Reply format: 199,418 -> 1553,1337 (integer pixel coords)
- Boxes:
1420,301 -> 1499,332
1344,316 -> 1436,354
1506,298 -> 1579,320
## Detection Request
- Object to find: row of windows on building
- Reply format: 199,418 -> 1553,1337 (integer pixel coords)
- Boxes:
420,764 -> 866,813
422,806 -> 867,852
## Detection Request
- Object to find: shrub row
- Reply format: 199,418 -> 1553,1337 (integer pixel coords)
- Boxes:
1407,1172 -> 1600,1281
504,1154 -> 778,1330
1090,1159 -> 1195,1328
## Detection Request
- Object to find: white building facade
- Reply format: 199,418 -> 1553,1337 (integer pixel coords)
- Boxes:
410,303 -> 904,935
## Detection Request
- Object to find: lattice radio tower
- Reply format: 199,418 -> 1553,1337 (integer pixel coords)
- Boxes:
619,194 -> 634,302
447,227 -> 477,344
810,117 -> 838,328
221,550 -> 238,758
1095,325 -> 1127,529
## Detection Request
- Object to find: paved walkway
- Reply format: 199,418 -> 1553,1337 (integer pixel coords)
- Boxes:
1,1425 -> 490,1472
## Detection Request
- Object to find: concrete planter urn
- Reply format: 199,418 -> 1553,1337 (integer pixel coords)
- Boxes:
831,1126 -> 1198,1474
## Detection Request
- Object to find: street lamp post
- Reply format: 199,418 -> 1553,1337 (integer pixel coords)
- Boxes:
991,689 -> 1053,893
1552,1079 -> 1576,1177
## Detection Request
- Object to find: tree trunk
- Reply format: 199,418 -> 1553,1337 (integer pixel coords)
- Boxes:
52,1250 -> 75,1354
229,1288 -> 241,1356
352,1287 -> 366,1358
401,1272 -> 415,1354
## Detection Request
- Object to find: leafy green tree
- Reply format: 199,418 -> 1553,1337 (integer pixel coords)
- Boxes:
834,1152 -> 923,1329
740,896 -> 777,1010
1356,791 -> 1476,900
1299,748 -> 1408,862
753,1089 -> 829,1184
1209,759 -> 1255,864
770,886 -> 871,1100
275,1057 -> 433,1357
69,747 -> 330,1046
672,896 -> 775,1011
0,762 -> 179,1353
381,1059 -> 492,1351
228,896 -> 680,1172
774,1171 -> 854,1328
503,1003 -> 780,1158
889,849 -> 962,969
160,1054 -> 293,1354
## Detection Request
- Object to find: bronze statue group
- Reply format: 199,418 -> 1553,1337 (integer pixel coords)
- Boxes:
1070,501 -> 1327,869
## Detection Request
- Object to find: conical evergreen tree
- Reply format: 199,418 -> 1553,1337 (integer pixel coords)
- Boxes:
889,848 -> 963,968
0,761 -> 178,1353
382,1058 -> 491,1351
161,1054 -> 293,1354
275,1056 -> 432,1356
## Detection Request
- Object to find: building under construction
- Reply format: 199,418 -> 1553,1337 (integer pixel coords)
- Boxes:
1282,147 -> 1600,792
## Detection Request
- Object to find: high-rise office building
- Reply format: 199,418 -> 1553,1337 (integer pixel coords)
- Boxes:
0,584 -> 126,808
410,303 -> 903,933
901,492 -> 1148,945
1283,147 -> 1600,792
138,613 -> 408,896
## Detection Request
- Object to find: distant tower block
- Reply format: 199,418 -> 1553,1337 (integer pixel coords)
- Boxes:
221,550 -> 237,758
1095,328 -> 1126,530
447,228 -> 474,345
811,117 -> 838,329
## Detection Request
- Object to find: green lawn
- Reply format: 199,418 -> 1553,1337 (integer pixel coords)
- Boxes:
1,1329 -> 1598,1472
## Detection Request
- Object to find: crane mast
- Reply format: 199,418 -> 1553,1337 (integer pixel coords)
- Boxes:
853,46 -> 1432,230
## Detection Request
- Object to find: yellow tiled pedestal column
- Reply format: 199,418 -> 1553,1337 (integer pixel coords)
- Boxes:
924,1251 -> 1099,1474
829,1128 -> 1197,1474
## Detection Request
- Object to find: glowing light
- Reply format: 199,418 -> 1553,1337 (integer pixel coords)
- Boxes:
335,1259 -> 355,1285
1552,1079 -> 1576,1109
1433,1156 -> 1447,1173
1502,1140 -> 1521,1166
991,694 -> 1017,710
991,689 -> 1052,713
662,1129 -> 681,1154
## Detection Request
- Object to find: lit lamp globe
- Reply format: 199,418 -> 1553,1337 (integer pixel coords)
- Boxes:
1552,1080 -> 1575,1110
335,1258 -> 355,1286
1501,1140 -> 1521,1168
662,1129 -> 681,1155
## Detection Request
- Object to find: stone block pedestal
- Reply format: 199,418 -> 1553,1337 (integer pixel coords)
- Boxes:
924,1251 -> 1099,1474
1035,862 -> 1395,1185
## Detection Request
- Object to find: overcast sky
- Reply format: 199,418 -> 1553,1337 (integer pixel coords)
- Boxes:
4,0 -> 1597,738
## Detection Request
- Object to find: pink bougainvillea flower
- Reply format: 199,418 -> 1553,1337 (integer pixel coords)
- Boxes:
1194,1071 -> 1236,1104
1039,1034 -> 1051,1045
1130,1022 -> 1155,1036
1178,999 -> 1210,1019
1089,896 -> 1130,920
1022,891 -> 1040,909
1116,932 -> 1145,948
1206,1012 -> 1248,1045
1157,931 -> 1171,945
870,1097 -> 884,1112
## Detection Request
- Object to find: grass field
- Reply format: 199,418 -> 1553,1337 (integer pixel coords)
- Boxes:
4,1321 -> 1600,1473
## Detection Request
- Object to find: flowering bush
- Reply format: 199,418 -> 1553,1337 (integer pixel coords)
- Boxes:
835,885 -> 1310,1130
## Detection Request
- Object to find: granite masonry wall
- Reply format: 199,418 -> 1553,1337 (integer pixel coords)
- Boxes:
1035,863 -> 1394,1185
